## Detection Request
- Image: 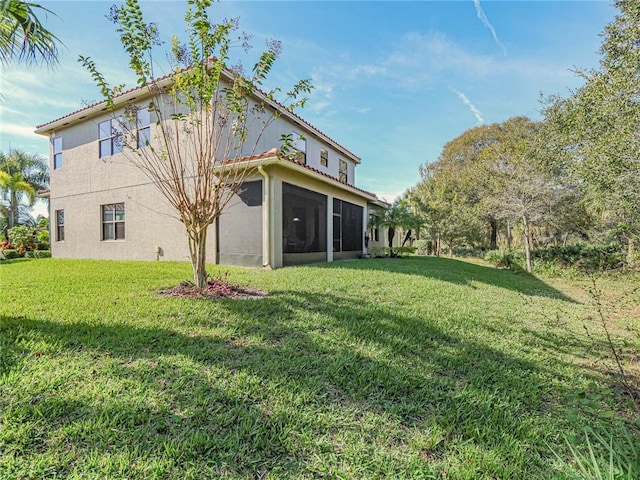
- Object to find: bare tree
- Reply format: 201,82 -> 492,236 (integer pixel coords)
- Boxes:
80,0 -> 311,288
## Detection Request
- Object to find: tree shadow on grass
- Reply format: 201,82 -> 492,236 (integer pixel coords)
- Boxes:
0,286 -> 607,479
314,256 -> 576,302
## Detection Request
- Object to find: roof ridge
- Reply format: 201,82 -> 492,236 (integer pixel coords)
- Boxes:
35,62 -> 360,162
231,148 -> 376,199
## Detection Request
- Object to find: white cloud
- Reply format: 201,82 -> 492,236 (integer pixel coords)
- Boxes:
0,122 -> 40,139
473,0 -> 507,56
451,88 -> 484,124
376,190 -> 405,204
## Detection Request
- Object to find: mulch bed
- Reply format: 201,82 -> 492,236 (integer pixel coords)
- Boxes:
156,278 -> 268,300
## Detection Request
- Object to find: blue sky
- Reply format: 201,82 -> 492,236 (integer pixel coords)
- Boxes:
1,0 -> 616,212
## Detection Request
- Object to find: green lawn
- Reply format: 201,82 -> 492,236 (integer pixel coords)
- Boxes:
0,257 -> 638,479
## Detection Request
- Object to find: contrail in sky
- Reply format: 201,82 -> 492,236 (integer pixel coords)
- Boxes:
473,0 -> 507,55
452,88 -> 484,124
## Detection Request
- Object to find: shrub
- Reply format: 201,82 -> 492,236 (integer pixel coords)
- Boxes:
413,239 -> 430,256
24,250 -> 51,259
484,249 -> 516,269
0,249 -> 21,260
7,225 -> 37,255
531,244 -> 624,273
369,246 -> 417,258
453,246 -> 486,258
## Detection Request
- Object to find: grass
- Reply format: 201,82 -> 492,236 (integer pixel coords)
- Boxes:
0,257 -> 638,479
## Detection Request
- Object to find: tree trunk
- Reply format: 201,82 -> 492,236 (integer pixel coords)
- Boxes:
188,225 -> 208,290
489,219 -> 498,250
506,220 -> 512,250
388,227 -> 395,256
628,237 -> 636,268
402,229 -> 412,247
522,215 -> 532,273
9,190 -> 18,229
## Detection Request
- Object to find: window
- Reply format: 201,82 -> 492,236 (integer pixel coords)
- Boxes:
333,198 -> 363,252
137,107 -> 151,149
55,209 -> 64,241
98,118 -> 123,158
102,203 -> 125,240
53,137 -> 62,169
339,159 -> 348,183
291,132 -> 306,165
320,149 -> 328,167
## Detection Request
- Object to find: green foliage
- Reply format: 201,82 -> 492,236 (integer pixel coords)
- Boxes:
0,0 -> 61,66
542,0 -> 640,255
0,248 -> 20,259
484,249 -> 517,269
552,426 -> 640,480
452,246 -> 486,257
531,244 -> 624,273
23,249 -> 50,258
0,150 -> 49,233
483,244 -> 626,274
369,245 -> 416,257
7,224 -> 36,254
413,239 -> 430,255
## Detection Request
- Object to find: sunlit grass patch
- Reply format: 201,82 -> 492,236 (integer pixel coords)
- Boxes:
1,257 -> 638,479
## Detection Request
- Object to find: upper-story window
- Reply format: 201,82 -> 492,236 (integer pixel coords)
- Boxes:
98,118 -> 124,158
292,132 -> 306,165
320,149 -> 328,167
137,107 -> 151,149
339,159 -> 348,183
53,137 -> 62,169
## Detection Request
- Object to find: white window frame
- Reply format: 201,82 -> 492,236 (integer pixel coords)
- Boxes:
320,149 -> 328,167
53,136 -> 62,169
136,107 -> 151,149
101,203 -> 125,240
291,131 -> 306,164
55,209 -> 64,241
98,118 -> 124,158
339,159 -> 348,183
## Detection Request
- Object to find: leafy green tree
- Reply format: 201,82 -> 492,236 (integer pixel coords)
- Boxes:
0,0 -> 60,66
0,150 -> 49,237
483,117 -> 580,272
369,199 -> 421,256
80,0 -> 311,288
411,165 -> 484,256
543,0 -> 640,263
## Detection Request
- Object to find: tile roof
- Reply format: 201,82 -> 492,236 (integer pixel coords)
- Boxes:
231,148 -> 377,200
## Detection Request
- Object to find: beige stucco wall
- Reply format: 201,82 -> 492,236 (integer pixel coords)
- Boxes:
217,178 -> 264,267
42,87 -> 372,268
235,98 -> 358,185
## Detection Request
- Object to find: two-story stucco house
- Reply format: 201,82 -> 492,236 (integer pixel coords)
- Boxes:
35,69 -> 387,269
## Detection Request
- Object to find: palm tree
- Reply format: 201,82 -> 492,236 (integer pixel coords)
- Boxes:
0,150 -> 49,235
369,200 -> 421,257
0,0 -> 60,66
